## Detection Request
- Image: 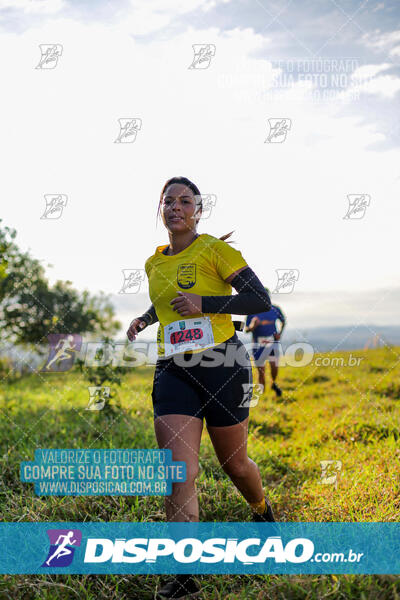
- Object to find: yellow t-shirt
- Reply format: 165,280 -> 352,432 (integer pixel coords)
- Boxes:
145,233 -> 248,356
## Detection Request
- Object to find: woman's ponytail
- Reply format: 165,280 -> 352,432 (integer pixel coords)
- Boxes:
219,231 -> 235,244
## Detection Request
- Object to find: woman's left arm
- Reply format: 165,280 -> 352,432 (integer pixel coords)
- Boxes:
202,265 -> 271,314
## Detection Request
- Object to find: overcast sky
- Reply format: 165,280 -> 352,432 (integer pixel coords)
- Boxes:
1,0 -> 399,332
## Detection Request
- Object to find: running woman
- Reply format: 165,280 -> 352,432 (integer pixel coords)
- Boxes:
244,299 -> 286,397
127,176 -> 275,599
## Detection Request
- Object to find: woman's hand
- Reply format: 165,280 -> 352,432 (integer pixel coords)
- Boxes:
126,318 -> 147,341
170,291 -> 203,317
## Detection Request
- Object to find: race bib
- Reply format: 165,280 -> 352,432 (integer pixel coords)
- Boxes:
163,317 -> 215,357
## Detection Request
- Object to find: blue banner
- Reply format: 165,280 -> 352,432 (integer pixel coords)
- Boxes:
0,522 -> 399,574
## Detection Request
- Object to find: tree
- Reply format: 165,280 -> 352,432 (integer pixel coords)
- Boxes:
0,220 -> 121,346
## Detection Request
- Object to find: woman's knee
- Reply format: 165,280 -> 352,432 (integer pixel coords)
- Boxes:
222,457 -> 250,479
172,461 -> 199,489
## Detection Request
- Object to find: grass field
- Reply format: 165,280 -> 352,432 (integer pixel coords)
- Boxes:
0,346 -> 400,599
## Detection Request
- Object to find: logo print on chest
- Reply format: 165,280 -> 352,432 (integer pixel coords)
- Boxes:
177,264 -> 196,289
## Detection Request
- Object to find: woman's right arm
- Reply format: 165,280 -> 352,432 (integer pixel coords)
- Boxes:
126,304 -> 158,341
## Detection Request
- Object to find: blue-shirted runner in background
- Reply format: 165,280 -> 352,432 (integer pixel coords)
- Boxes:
245,290 -> 286,398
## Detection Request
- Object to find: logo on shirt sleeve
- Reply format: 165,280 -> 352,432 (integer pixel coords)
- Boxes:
177,264 -> 196,289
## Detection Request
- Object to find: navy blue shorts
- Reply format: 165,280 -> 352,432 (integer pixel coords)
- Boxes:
151,333 -> 253,427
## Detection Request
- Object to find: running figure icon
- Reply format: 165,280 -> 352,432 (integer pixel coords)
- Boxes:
45,531 -> 77,566
45,335 -> 77,371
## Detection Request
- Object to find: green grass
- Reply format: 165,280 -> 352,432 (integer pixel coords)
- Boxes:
1,347 -> 400,598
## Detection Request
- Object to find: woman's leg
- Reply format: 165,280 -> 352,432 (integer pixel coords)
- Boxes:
154,414 -> 203,522
207,417 -> 265,503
